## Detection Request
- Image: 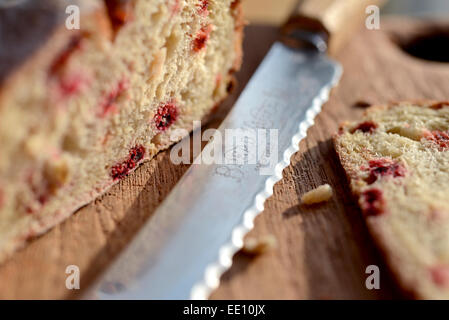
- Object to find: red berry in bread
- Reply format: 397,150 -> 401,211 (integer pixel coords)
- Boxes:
111,145 -> 146,180
360,188 -> 385,216
424,130 -> 449,151
350,121 -> 378,134
154,101 -> 179,131
193,24 -> 212,52
364,158 -> 406,185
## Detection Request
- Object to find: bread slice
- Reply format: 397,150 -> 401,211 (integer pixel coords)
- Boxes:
0,0 -> 243,263
334,101 -> 449,299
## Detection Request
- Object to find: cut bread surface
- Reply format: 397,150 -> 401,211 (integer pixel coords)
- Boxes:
334,101 -> 449,299
0,0 -> 243,262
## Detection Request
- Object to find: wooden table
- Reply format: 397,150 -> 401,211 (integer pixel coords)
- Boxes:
1,17 -> 449,299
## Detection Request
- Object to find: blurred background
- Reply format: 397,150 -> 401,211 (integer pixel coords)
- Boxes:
243,0 -> 449,25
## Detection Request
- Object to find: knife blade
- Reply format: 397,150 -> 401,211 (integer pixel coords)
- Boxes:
87,0 -> 383,300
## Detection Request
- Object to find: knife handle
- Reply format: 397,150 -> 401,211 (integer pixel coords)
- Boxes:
282,0 -> 386,55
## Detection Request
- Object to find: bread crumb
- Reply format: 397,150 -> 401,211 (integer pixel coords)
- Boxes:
241,235 -> 277,256
301,184 -> 333,205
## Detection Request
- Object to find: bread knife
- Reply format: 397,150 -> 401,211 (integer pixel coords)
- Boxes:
87,0 -> 385,300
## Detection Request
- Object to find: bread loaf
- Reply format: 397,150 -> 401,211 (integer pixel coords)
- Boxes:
0,0 -> 243,262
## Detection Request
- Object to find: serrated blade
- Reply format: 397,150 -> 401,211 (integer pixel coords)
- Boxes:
88,42 -> 342,300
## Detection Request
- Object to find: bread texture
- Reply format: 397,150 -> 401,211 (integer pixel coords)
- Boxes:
334,101 -> 449,299
0,0 -> 243,263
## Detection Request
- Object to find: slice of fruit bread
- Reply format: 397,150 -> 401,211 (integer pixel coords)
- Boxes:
334,101 -> 449,299
0,0 -> 244,263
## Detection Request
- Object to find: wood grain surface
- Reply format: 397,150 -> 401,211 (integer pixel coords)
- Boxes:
1,18 -> 449,299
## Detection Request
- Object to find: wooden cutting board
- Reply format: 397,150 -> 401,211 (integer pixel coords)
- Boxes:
1,18 -> 448,299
